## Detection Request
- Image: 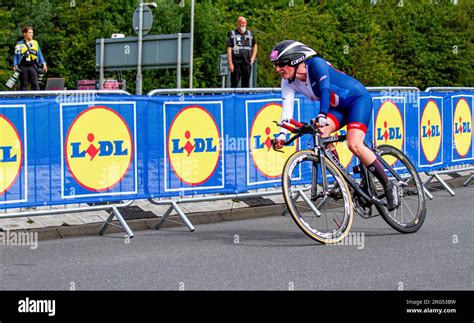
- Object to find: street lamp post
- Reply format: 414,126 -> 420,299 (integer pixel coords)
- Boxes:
189,0 -> 194,88
135,0 -> 157,95
136,1 -> 144,95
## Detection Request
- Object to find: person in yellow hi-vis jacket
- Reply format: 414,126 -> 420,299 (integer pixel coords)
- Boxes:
12,26 -> 48,90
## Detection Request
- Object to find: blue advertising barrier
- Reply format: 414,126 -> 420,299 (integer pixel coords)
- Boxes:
0,90 -> 472,210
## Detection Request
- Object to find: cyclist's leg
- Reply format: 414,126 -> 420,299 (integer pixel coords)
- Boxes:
345,92 -> 377,165
325,109 -> 345,155
346,128 -> 390,186
346,128 -> 375,164
346,94 -> 401,210
324,110 -> 346,198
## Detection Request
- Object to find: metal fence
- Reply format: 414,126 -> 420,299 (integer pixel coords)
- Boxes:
0,87 -> 472,236
0,90 -> 134,237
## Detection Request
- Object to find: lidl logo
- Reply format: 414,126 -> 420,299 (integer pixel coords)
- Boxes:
376,121 -> 403,142
65,106 -> 133,192
453,98 -> 472,158
420,100 -> 442,164
250,103 -> 297,178
170,130 -> 217,156
0,115 -> 22,194
375,100 -> 404,165
167,105 -> 221,186
330,126 -> 354,169
69,133 -> 129,160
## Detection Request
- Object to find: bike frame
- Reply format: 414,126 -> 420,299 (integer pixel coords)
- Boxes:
275,120 -> 402,208
312,132 -> 402,208
278,118 -> 427,239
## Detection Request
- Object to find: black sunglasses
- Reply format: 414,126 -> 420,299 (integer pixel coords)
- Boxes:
274,60 -> 290,68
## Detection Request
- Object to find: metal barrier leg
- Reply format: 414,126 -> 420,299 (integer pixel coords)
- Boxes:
298,190 -> 321,217
173,201 -> 195,232
281,191 -> 301,216
99,206 -> 134,238
433,173 -> 455,196
423,186 -> 434,200
154,204 -> 174,230
149,189 -> 292,230
423,172 -> 454,197
423,173 -> 435,187
99,211 -> 115,236
464,174 -> 474,186
1,200 -> 134,238
154,202 -> 195,232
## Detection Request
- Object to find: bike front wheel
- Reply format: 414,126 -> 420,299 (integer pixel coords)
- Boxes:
282,150 -> 354,244
372,145 -> 426,233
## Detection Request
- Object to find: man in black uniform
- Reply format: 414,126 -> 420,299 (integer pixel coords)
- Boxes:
226,16 -> 257,88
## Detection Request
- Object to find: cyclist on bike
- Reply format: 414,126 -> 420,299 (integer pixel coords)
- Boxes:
270,40 -> 401,211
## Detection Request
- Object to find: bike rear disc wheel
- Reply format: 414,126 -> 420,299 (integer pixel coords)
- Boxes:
373,145 -> 426,233
282,150 -> 354,244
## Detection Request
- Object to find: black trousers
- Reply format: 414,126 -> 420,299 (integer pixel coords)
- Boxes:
19,65 -> 40,90
230,63 -> 252,88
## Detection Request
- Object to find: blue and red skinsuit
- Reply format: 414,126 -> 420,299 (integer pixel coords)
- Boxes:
279,56 -> 372,134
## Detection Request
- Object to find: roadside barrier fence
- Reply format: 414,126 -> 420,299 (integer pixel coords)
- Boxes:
0,87 -> 472,236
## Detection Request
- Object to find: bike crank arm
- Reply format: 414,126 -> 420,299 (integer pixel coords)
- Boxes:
370,196 -> 388,208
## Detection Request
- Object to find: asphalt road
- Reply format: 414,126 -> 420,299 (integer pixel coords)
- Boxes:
1,185 -> 472,291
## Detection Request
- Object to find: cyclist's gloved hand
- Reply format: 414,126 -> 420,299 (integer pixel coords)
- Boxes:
315,113 -> 329,127
272,132 -> 286,150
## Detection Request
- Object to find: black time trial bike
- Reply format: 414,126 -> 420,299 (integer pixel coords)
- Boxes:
272,118 -> 426,244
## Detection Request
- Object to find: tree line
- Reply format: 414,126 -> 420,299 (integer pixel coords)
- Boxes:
0,0 -> 472,93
